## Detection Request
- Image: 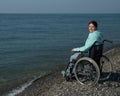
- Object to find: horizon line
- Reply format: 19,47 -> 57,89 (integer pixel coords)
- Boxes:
0,12 -> 120,14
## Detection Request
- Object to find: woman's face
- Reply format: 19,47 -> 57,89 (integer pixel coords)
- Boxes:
88,23 -> 96,32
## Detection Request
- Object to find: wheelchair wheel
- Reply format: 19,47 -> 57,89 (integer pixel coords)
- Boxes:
100,55 -> 112,80
73,57 -> 100,86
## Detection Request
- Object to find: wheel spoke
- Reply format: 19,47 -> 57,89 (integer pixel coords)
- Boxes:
100,55 -> 112,80
73,57 -> 100,86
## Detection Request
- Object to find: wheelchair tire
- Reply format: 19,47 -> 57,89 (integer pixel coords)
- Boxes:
99,55 -> 112,80
73,57 -> 100,86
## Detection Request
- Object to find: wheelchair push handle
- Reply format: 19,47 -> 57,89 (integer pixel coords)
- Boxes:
103,39 -> 113,44
94,39 -> 113,45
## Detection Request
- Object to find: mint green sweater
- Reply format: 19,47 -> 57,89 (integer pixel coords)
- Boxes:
73,30 -> 103,53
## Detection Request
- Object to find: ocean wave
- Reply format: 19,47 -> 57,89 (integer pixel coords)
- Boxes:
4,76 -> 42,96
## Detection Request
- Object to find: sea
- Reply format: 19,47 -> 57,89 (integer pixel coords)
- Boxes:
0,14 -> 120,96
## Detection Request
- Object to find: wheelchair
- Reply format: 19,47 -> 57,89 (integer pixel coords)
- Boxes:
66,40 -> 113,86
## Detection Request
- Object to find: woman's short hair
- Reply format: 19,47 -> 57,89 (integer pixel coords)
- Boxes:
88,21 -> 98,28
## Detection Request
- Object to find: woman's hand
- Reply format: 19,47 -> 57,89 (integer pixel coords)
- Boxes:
71,48 -> 75,52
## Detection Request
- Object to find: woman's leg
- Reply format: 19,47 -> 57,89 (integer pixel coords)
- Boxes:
66,52 -> 83,75
61,52 -> 84,77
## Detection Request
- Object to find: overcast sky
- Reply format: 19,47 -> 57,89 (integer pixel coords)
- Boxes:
0,0 -> 120,13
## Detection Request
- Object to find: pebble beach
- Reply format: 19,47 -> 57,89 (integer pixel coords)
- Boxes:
15,47 -> 120,96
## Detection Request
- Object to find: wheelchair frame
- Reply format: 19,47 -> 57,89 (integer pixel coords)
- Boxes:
68,40 -> 113,86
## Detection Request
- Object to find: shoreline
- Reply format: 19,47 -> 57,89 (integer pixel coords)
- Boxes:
2,47 -> 120,96
17,70 -> 65,96
18,47 -> 120,96
3,66 -> 65,96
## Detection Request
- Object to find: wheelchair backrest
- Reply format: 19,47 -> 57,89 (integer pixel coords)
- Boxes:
89,40 -> 112,64
89,43 -> 103,60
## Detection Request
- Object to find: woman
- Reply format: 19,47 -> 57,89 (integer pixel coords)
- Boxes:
62,20 -> 104,77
